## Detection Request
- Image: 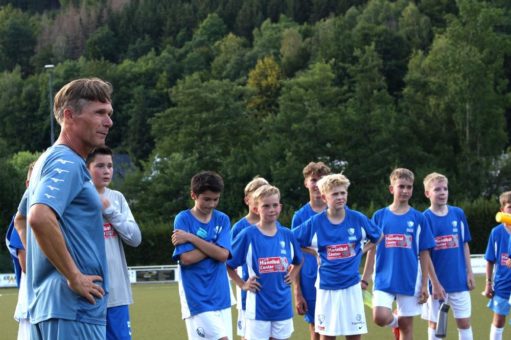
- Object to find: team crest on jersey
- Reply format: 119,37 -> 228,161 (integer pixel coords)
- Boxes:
452,221 -> 458,228
280,241 -> 286,248
196,227 -> 208,239
348,228 -> 355,235
196,327 -> 206,338
407,221 -> 414,227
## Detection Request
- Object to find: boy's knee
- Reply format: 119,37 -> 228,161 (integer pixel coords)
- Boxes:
372,311 -> 391,327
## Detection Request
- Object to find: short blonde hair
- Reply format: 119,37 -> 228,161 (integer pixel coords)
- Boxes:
244,176 -> 269,197
390,168 -> 414,185
499,191 -> 511,208
423,172 -> 448,190
252,184 -> 280,204
317,174 -> 350,194
303,161 -> 331,179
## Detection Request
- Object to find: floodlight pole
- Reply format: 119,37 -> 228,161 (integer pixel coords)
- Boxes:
44,64 -> 55,145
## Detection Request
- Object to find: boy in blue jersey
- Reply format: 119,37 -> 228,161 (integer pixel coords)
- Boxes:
362,168 -> 435,340
227,185 -> 303,340
291,161 -> 331,340
293,174 -> 381,340
484,191 -> 511,340
8,163 -> 34,340
421,172 -> 474,340
172,171 -> 233,340
231,176 -> 269,339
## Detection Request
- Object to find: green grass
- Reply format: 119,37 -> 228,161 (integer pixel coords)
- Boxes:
0,276 -> 495,339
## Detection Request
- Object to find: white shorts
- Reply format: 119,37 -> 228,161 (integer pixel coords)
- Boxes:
245,318 -> 293,340
373,290 -> 422,317
421,291 -> 471,321
185,308 -> 232,340
17,318 -> 30,340
315,283 -> 368,336
236,309 -> 246,337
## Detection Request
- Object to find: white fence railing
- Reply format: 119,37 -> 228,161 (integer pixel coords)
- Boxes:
0,255 -> 488,288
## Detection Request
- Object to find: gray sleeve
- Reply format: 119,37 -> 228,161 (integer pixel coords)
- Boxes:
103,190 -> 142,247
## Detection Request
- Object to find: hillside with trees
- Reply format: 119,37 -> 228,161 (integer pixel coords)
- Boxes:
0,0 -> 510,268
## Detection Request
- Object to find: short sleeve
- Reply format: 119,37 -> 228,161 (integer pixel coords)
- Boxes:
227,228 -> 249,269
172,212 -> 196,261
484,229 -> 496,262
292,218 -> 313,248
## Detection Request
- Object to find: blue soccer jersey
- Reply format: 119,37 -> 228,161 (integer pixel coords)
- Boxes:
291,203 -> 321,322
231,217 -> 252,311
227,225 -> 303,321
424,206 -> 471,293
372,207 -> 435,296
26,145 -> 108,325
5,216 -> 23,287
485,224 -> 511,299
293,209 -> 381,290
172,209 -> 232,318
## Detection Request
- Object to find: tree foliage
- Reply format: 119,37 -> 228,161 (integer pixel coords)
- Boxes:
0,0 -> 511,264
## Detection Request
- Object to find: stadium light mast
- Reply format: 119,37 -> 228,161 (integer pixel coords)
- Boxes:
44,64 -> 55,145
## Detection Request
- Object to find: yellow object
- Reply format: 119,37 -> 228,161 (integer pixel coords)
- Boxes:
496,212 -> 511,224
363,289 -> 373,309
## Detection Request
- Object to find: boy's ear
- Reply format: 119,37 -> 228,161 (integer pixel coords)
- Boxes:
424,190 -> 431,198
244,196 -> 250,206
321,193 -> 327,203
388,185 -> 394,194
190,191 -> 197,200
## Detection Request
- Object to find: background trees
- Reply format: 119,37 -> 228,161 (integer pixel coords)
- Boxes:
0,0 -> 510,268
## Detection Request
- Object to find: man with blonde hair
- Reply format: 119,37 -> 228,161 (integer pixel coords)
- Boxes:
24,78 -> 113,339
421,172 -> 474,340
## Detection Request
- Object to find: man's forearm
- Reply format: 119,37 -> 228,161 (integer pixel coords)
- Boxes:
28,204 -> 81,281
14,212 -> 27,249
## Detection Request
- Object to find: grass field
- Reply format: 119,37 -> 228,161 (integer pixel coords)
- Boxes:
0,275 -> 495,339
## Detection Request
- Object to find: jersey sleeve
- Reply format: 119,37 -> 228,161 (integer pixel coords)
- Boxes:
458,208 -> 472,243
31,155 -> 85,218
17,190 -> 28,217
291,218 -> 313,247
172,212 -> 196,261
231,219 -> 245,242
362,214 -> 382,243
418,213 -> 436,251
215,214 -> 232,255
6,218 -> 24,255
371,209 -> 382,228
484,228 -> 497,262
289,231 -> 303,265
291,211 -> 302,229
227,228 -> 249,269
103,191 -> 142,247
